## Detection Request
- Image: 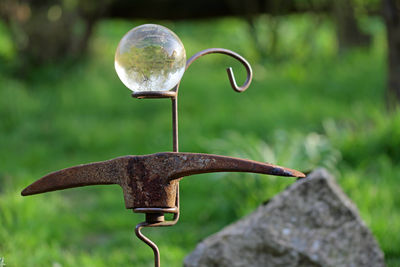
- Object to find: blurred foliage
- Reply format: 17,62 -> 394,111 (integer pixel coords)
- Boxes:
202,130 -> 341,217
205,131 -> 341,175
0,0 -> 383,69
0,12 -> 399,267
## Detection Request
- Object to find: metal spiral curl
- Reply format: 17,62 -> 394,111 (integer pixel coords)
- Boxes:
176,47 -> 253,93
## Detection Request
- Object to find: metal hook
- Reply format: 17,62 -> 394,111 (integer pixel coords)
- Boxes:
175,48 -> 253,93
132,48 -> 252,97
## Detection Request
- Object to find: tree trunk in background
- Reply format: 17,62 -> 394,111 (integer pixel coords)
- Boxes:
383,0 -> 400,107
246,16 -> 279,61
240,0 -> 284,61
332,0 -> 371,53
0,0 -> 110,71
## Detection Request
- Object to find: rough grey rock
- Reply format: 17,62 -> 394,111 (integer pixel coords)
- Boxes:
184,168 -> 385,267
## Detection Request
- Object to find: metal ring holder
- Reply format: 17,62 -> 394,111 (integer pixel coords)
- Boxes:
132,48 -> 253,267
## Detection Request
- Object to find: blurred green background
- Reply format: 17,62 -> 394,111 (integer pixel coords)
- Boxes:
1,0 -> 400,266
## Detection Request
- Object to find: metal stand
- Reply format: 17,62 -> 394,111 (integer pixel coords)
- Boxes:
132,48 -> 253,266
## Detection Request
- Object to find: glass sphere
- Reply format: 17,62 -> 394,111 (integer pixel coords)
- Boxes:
115,24 -> 186,92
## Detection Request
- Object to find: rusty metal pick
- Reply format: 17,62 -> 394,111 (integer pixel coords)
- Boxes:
21,152 -> 304,209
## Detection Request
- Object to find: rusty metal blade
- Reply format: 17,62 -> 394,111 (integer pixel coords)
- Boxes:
158,153 -> 305,180
21,152 -> 305,209
21,156 -> 132,196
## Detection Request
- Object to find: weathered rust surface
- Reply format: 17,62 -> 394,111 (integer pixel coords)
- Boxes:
21,152 -> 305,209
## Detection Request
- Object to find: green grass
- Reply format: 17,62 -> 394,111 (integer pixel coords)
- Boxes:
1,15 -> 399,265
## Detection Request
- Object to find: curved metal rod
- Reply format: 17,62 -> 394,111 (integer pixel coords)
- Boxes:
135,222 -> 160,267
133,188 -> 180,267
175,48 -> 253,93
134,212 -> 180,267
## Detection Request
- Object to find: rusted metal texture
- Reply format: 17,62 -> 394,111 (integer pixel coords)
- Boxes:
21,47 -> 305,267
22,152 -> 304,209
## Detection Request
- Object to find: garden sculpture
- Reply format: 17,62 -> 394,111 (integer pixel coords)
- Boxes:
22,24 -> 305,267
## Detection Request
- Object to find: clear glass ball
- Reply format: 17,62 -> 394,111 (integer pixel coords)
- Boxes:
115,24 -> 186,92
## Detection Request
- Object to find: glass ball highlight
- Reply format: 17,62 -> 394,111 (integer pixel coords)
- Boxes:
115,24 -> 186,92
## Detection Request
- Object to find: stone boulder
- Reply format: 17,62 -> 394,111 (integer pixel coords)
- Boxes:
184,169 -> 385,267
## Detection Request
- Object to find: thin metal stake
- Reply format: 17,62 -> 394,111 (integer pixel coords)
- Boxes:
135,222 -> 160,267
131,48 -> 252,267
133,96 -> 180,267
